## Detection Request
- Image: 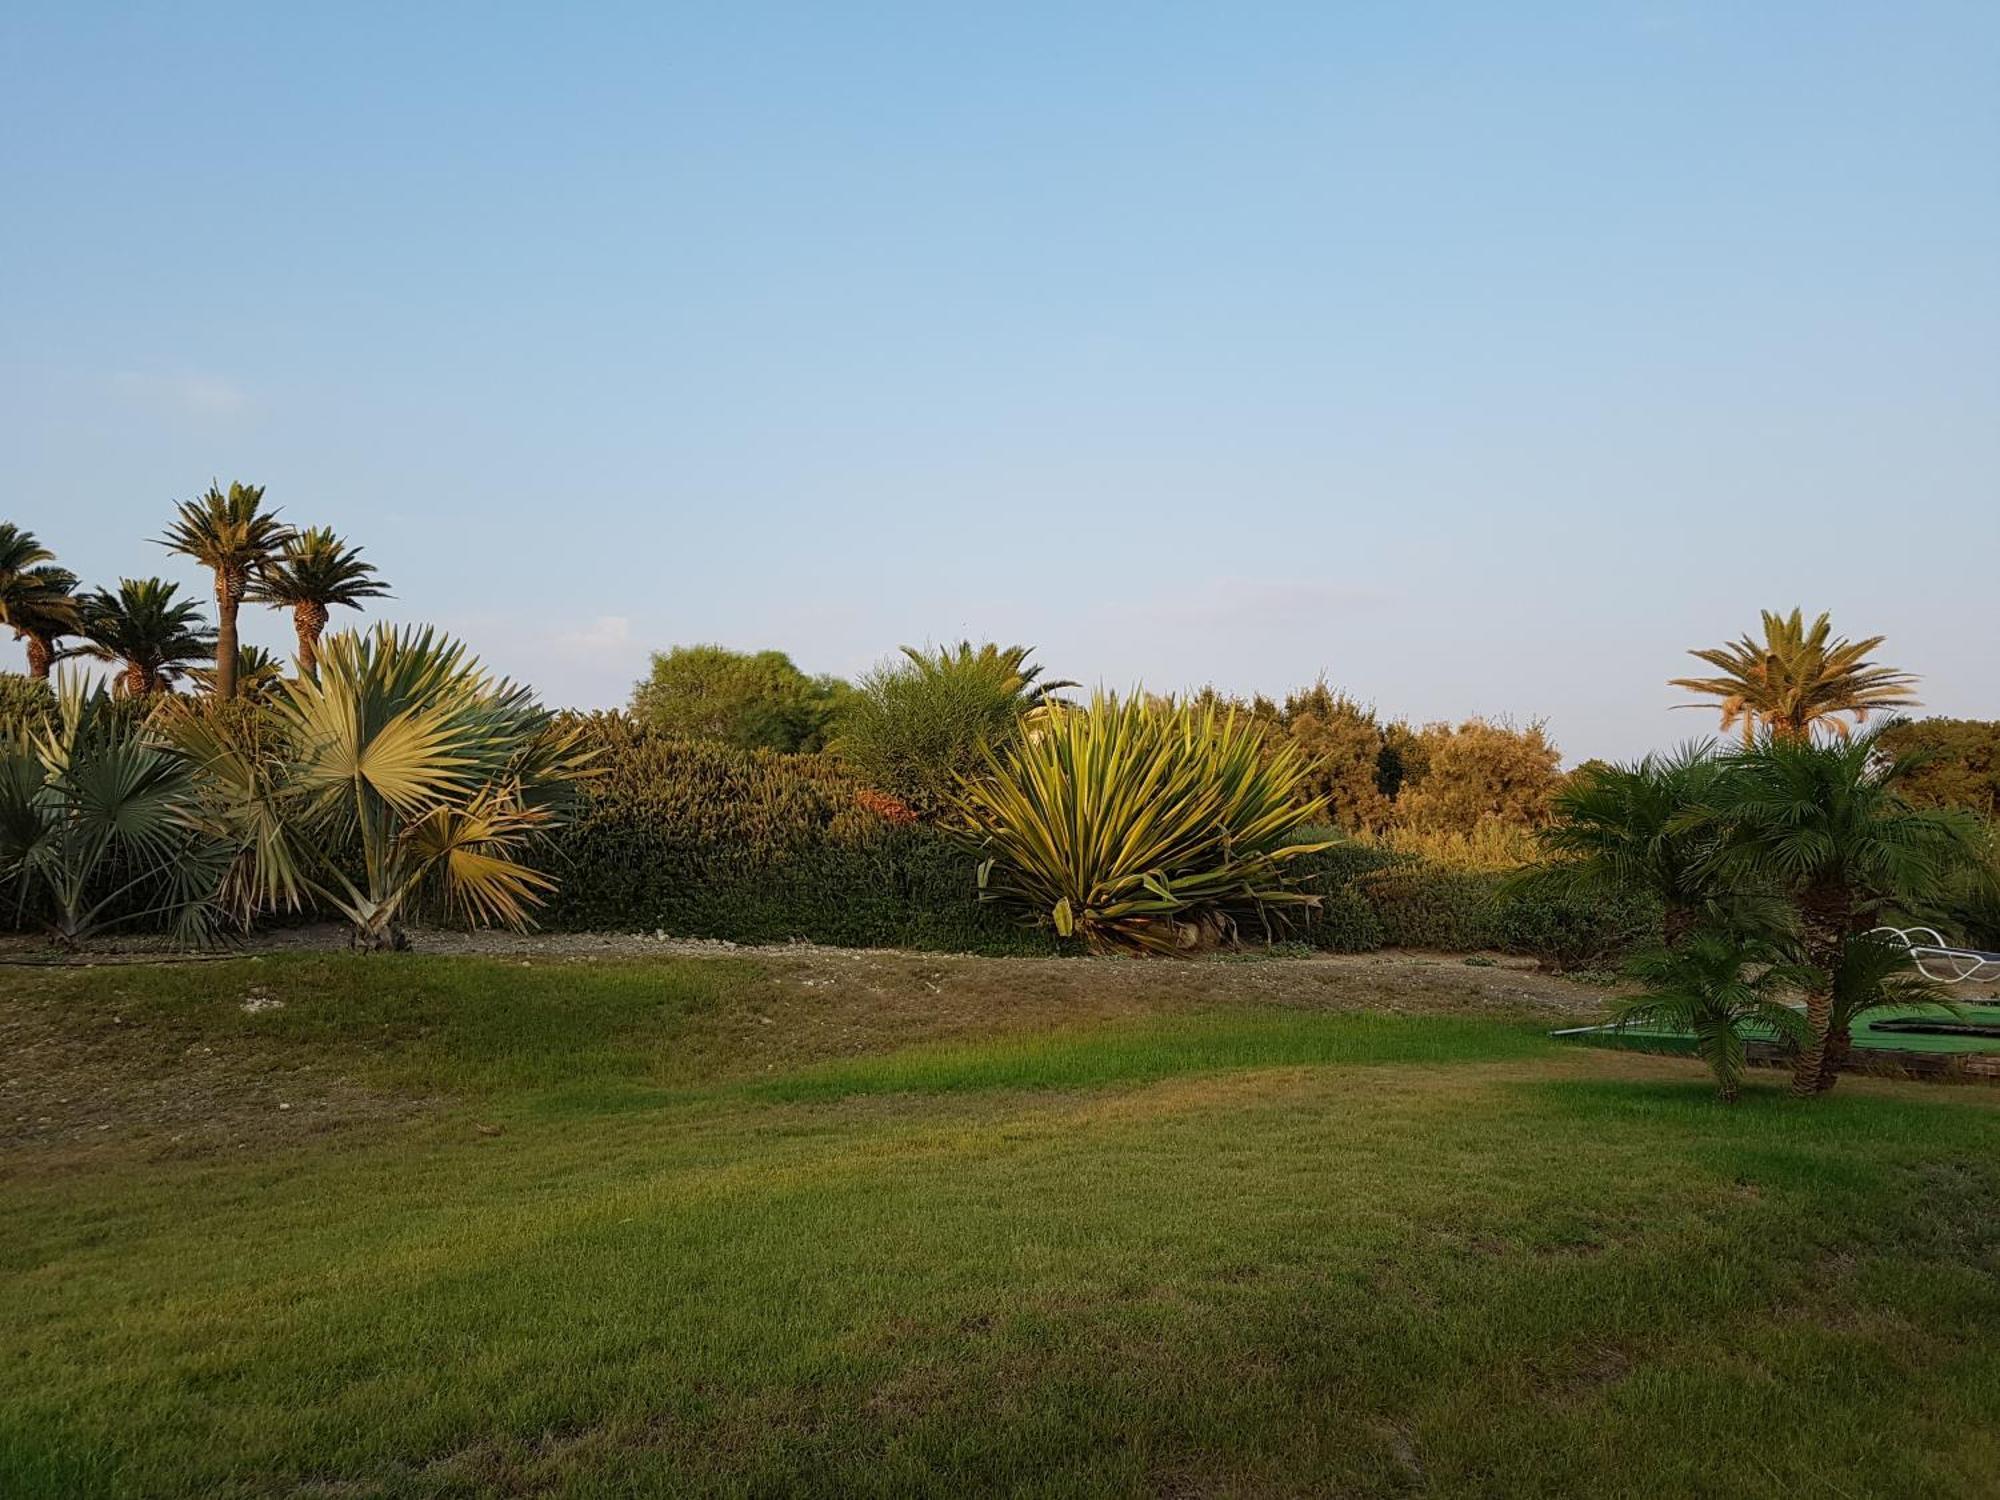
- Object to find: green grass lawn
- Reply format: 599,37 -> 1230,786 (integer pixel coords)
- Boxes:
4,955 -> 1997,1497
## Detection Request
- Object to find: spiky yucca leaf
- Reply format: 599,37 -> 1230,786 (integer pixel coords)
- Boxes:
956,693 -> 1330,955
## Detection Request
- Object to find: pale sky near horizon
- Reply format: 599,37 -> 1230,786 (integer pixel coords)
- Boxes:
3,2 -> 1995,763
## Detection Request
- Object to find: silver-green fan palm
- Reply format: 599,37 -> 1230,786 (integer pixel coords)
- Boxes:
167,625 -> 591,949
0,674 -> 227,945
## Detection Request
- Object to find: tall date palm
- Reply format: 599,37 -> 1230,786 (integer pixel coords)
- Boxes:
1672,609 -> 1919,745
248,526 -> 390,678
158,482 -> 292,700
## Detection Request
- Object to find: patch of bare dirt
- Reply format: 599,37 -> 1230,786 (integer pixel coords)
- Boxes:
0,999 -> 433,1169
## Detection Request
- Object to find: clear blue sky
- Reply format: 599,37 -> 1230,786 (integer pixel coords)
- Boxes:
3,2 -> 1995,762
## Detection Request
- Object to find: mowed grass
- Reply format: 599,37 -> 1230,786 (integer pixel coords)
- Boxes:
3,956 -> 1998,1497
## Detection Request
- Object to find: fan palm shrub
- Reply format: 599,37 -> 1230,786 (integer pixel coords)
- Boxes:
1611,932 -> 1812,1103
0,525 -> 82,679
158,482 -> 292,700
77,578 -> 216,695
1520,742 -> 1780,947
1672,609 -> 1919,745
955,693 -> 1330,954
166,625 -> 591,950
1715,727 -> 1984,1095
248,526 -> 391,678
1814,933 -> 1957,1093
839,642 -> 1074,817
0,675 -> 226,945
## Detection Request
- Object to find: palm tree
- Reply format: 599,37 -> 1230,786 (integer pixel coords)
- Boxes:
158,482 -> 292,701
189,644 -> 288,703
1672,609 -> 1919,745
1612,932 -> 1812,1103
247,526 -> 391,678
1522,742 -> 1781,947
76,578 -> 217,696
1815,933 -> 1955,1093
0,674 -> 227,946
1716,728 -> 1984,1095
0,525 -> 82,678
165,625 -> 591,950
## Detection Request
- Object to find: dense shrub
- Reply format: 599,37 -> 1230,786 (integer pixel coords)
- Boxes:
836,642 -> 1066,817
630,644 -> 848,753
1879,718 -> 2000,817
0,672 -> 55,724
541,714 -> 1049,953
1395,719 -> 1563,835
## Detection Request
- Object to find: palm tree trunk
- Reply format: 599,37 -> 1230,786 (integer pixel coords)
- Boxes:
22,632 -> 51,679
215,585 -> 239,700
1791,988 -> 1833,1096
1816,1026 -> 1852,1093
294,601 -> 329,679
123,662 -> 151,697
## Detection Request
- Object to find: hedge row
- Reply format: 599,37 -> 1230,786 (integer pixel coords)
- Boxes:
541,720 -> 1053,954
543,726 -> 1658,967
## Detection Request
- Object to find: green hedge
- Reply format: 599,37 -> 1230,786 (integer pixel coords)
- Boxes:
541,747 -> 1656,965
1289,837 -> 1660,969
541,718 -> 1053,954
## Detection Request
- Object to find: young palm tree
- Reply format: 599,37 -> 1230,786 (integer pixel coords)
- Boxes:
1815,933 -> 1956,1093
0,525 -> 83,678
158,482 -> 292,701
1613,932 -> 1812,1102
247,526 -> 391,678
166,625 -> 591,950
188,645 -> 288,703
1521,742 -> 1781,946
1716,728 -> 1984,1096
1672,609 -> 1919,745
76,578 -> 217,696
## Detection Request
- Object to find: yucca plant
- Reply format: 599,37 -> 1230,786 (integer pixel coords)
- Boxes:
955,693 -> 1330,954
0,674 -> 226,946
166,625 -> 591,950
1612,931 -> 1813,1103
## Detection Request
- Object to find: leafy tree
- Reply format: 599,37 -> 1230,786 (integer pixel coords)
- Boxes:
0,675 -> 226,945
76,578 -> 217,696
1672,609 -> 1919,745
166,626 -> 592,950
1612,932 -> 1811,1103
1275,682 -> 1398,833
1877,718 -> 2000,818
1716,728 -> 1984,1095
631,645 -> 847,753
158,482 -> 293,701
1394,718 -> 1562,835
0,524 -> 82,678
838,642 -> 1071,816
248,526 -> 392,678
